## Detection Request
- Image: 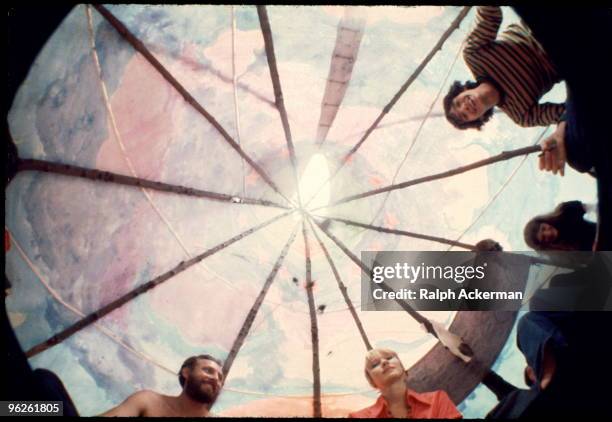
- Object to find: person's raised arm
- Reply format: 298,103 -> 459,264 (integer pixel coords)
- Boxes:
99,390 -> 152,417
519,102 -> 566,128
464,6 -> 503,56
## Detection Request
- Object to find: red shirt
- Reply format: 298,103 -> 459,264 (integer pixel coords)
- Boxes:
349,389 -> 462,419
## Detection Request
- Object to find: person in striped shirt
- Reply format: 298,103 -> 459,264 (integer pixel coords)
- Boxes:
444,6 -> 564,131
444,6 -> 574,177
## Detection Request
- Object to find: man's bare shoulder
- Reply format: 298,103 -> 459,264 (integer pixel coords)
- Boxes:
133,390 -> 178,413
131,390 -> 165,400
101,390 -> 171,417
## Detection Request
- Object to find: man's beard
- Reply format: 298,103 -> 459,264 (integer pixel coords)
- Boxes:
184,378 -> 219,405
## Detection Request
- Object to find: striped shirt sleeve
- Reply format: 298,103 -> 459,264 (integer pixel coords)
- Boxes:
464,6 -> 503,56
517,102 -> 566,127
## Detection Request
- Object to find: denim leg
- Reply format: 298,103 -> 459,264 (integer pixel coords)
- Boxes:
513,7 -> 612,248
562,89 -> 593,174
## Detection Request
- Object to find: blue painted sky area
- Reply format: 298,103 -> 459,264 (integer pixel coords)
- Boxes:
6,5 -> 596,417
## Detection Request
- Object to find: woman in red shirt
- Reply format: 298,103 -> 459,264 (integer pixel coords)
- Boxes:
349,348 -> 462,419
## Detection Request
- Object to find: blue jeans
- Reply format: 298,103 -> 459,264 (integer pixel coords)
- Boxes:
513,7 -> 612,249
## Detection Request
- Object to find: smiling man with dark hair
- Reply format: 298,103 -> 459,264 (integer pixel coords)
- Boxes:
101,354 -> 224,417
443,80 -> 495,130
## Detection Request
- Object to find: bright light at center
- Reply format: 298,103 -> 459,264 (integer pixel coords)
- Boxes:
294,153 -> 331,214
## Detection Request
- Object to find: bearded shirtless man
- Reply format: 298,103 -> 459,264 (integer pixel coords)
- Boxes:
101,354 -> 224,417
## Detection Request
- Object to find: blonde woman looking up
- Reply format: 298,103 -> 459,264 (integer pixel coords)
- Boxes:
349,348 -> 462,419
